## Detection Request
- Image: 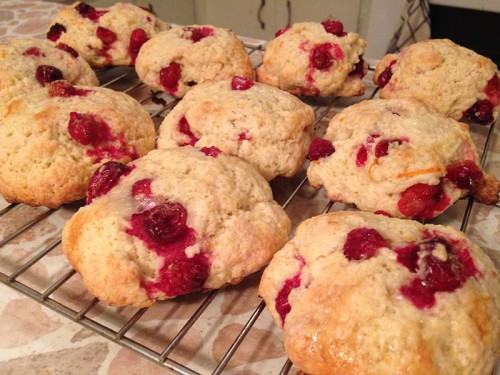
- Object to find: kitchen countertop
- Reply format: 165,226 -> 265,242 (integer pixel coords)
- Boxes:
0,1 -> 499,375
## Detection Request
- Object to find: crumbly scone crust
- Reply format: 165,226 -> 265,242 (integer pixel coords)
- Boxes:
374,39 -> 499,121
0,84 -> 155,208
62,148 -> 291,307
135,25 -> 254,98
259,211 -> 500,375
157,79 -> 315,180
256,22 -> 367,97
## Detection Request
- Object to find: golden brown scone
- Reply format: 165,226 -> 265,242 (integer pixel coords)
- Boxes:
63,147 -> 291,307
0,81 -> 155,208
373,39 -> 499,125
259,211 -> 500,375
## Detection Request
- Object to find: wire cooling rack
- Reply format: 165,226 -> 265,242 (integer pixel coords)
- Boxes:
0,40 -> 498,374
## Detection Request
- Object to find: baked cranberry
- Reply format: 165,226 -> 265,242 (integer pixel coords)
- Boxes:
48,81 -> 92,97
35,65 -> 63,86
56,43 -> 79,58
201,146 -> 222,157
143,202 -> 188,244
464,100 -> 494,125
393,243 -> 420,273
238,132 -> 250,142
75,2 -> 107,22
310,43 -> 335,70
275,26 -> 291,37
87,161 -> 131,203
178,117 -> 198,146
159,62 -> 182,94
374,210 -> 392,217
131,178 -> 152,197
349,55 -> 365,78
484,75 -> 499,106
397,183 -> 450,220
231,75 -> 254,90
23,47 -> 44,58
445,160 -> 483,190
377,59 -> 397,88
343,227 -> 388,261
375,138 -> 407,158
128,28 -> 148,65
275,255 -> 305,325
184,26 -> 214,42
308,138 -> 335,160
96,26 -> 117,45
68,112 -> 111,146
356,144 -> 368,167
47,23 -> 66,42
321,20 -> 346,37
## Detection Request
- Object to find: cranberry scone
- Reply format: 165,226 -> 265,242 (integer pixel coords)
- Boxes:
62,147 -> 291,307
373,39 -> 500,125
157,76 -> 315,181
47,1 -> 169,67
0,38 -> 98,112
135,25 -> 254,98
0,82 -> 155,208
259,211 -> 500,375
256,20 -> 367,97
307,98 -> 499,220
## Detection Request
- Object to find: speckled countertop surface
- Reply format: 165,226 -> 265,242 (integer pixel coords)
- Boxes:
0,1 -> 498,375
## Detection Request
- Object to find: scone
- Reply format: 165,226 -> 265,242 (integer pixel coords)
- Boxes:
373,39 -> 500,125
135,25 -> 254,98
0,38 -> 98,111
259,211 -> 500,375
0,81 -> 155,208
307,98 -> 499,220
256,20 -> 367,97
62,147 -> 291,307
157,76 -> 315,181
47,1 -> 170,67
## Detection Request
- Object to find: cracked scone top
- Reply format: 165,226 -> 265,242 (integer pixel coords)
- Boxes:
0,82 -> 155,208
373,39 -> 500,125
307,98 -> 499,220
259,211 -> 500,375
47,1 -> 170,67
256,20 -> 367,97
0,38 -> 98,111
135,25 -> 254,98
62,147 -> 291,307
157,76 -> 315,181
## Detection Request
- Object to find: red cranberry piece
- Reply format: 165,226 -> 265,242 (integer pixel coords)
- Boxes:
375,138 -> 407,158
87,161 -> 131,204
275,273 -> 301,325
23,47 -> 44,58
178,117 -> 198,146
48,81 -> 92,97
184,26 -> 214,42
132,179 -> 152,197
67,112 -> 110,146
35,65 -> 63,86
349,55 -> 365,78
308,138 -> 335,161
310,43 -> 335,70
47,23 -> 66,42
374,210 -> 392,217
484,74 -> 499,106
128,28 -> 148,65
321,20 -> 346,37
143,202 -> 188,244
445,160 -> 483,190
425,253 -> 464,292
393,243 -> 420,273
343,227 -> 388,261
400,278 -> 436,309
231,76 -> 254,90
56,43 -> 79,58
201,146 -> 222,157
96,26 -> 117,45
377,59 -> 397,88
397,183 -> 449,220
159,62 -> 182,94
238,132 -> 250,142
75,2 -> 107,22
154,255 -> 209,296
356,144 -> 368,167
464,100 -> 494,125
275,26 -> 291,37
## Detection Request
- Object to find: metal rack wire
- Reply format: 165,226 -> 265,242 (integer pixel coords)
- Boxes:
0,41 -> 498,374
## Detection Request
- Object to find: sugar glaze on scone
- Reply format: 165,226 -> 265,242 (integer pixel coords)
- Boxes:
0,38 -> 98,112
157,76 -> 315,181
373,39 -> 500,125
62,147 -> 291,307
307,98 -> 499,220
47,1 -> 169,67
0,82 -> 155,208
256,20 -> 367,97
259,211 -> 500,375
135,25 -> 254,98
